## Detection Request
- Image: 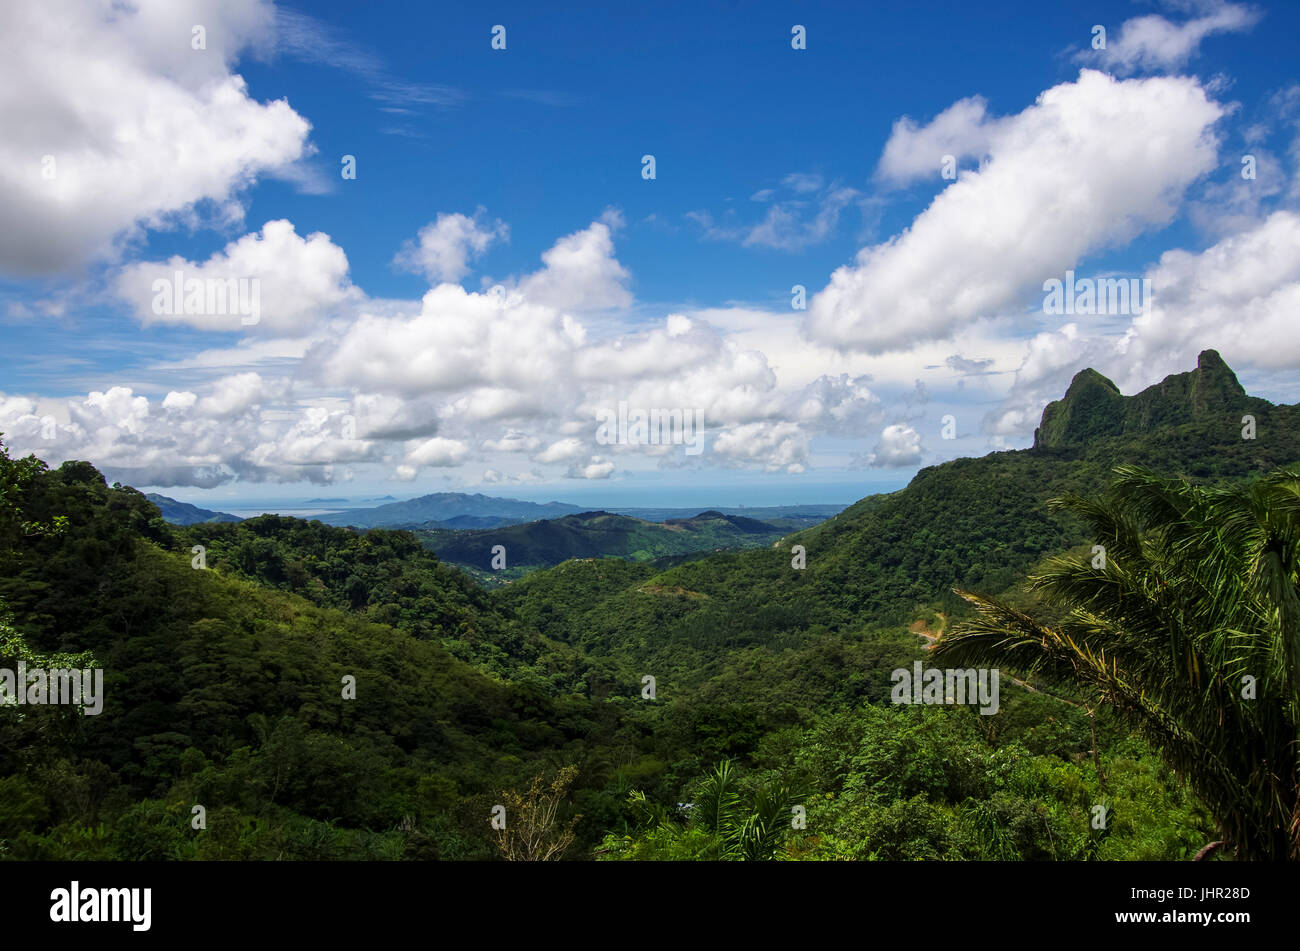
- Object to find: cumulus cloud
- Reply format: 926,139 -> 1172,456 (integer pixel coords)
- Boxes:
517,220 -> 631,312
403,436 -> 470,469
311,282 -> 586,406
197,372 -> 271,418
808,70 -> 1224,353
393,208 -> 508,283
712,421 -> 809,473
115,220 -> 359,332
247,405 -> 375,468
862,423 -> 924,468
534,438 -> 588,464
793,374 -> 883,436
568,456 -> 615,480
1121,209 -> 1300,379
876,96 -> 1010,187
0,0 -> 311,276
349,393 -> 443,440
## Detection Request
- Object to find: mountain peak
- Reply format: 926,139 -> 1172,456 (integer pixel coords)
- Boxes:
1033,351 -> 1265,450
1065,366 -> 1121,396
1197,348 -> 1226,371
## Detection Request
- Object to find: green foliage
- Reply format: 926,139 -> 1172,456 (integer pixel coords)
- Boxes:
415,509 -> 788,581
2,353 -> 1293,865
0,444 -> 639,860
936,465 -> 1300,859
180,515 -> 593,690
601,759 -> 807,860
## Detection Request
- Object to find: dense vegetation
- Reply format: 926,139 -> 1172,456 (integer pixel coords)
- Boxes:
413,509 -> 789,584
1,351 -> 1295,860
0,450 -> 644,859
936,465 -> 1300,859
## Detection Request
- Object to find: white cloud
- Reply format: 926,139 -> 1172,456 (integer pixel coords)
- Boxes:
162,391 -> 198,412
534,437 -> 587,464
568,456 -> 615,480
984,211 -> 1300,442
197,372 -> 270,418
115,220 -> 359,333
349,393 -> 442,440
876,96 -> 1009,187
0,0 -> 311,276
393,208 -> 508,283
794,374 -> 884,436
808,70 -> 1224,353
517,220 -> 631,312
712,421 -> 809,473
313,282 -> 584,404
1122,209 -> 1300,378
863,424 -> 923,468
1079,1 -> 1261,76
247,406 -> 374,468
782,172 -> 824,193
744,186 -> 861,250
404,436 -> 470,469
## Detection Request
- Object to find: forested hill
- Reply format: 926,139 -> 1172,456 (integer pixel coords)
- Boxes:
501,352 -> 1300,687
0,456 -> 640,859
144,493 -> 241,525
0,350 -> 1292,862
412,509 -> 788,580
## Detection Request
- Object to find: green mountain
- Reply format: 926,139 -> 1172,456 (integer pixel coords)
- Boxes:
501,352 -> 1300,692
315,492 -> 583,528
1033,349 -> 1270,449
144,492 -> 241,525
1,350 -> 1292,863
0,458 -> 631,860
415,509 -> 790,581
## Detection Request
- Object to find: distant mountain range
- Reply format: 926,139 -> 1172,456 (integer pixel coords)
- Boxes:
499,349 -> 1300,695
144,493 -> 241,525
415,509 -> 794,580
314,493 -> 847,530
145,486 -> 847,537
314,493 -> 586,528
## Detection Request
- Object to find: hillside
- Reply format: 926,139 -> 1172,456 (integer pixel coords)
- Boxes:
0,349 -> 1285,863
145,493 -> 241,525
500,351 -> 1300,688
0,458 -> 636,859
414,509 -> 789,581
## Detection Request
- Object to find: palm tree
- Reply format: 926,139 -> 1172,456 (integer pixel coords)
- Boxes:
691,760 -> 805,860
933,465 -> 1300,860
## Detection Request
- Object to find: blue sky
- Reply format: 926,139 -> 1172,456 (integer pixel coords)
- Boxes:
2,0 -> 1299,510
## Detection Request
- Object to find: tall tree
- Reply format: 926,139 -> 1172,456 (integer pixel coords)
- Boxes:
933,465 -> 1300,860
